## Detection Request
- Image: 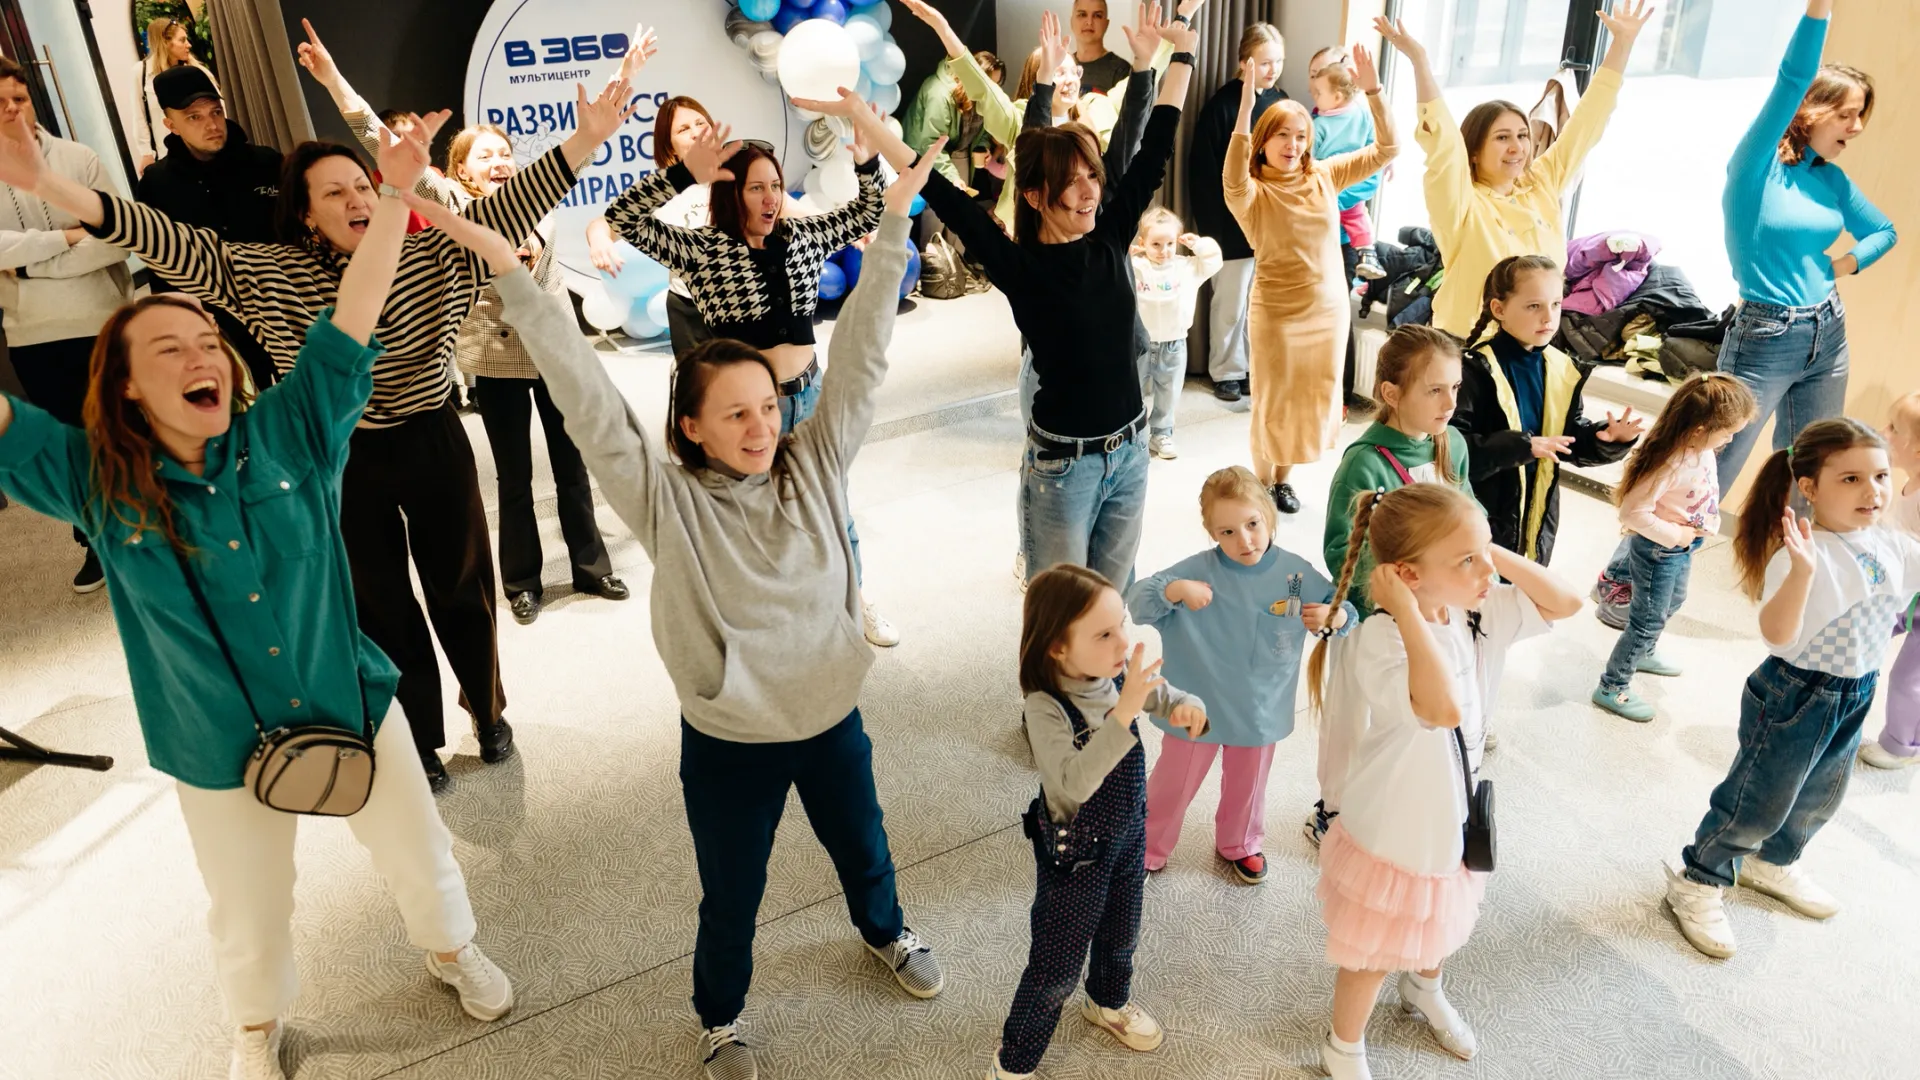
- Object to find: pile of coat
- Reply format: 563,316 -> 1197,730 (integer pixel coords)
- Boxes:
1555,231 -> 1728,385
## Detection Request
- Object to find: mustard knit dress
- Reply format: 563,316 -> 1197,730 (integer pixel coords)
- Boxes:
1225,92 -> 1397,468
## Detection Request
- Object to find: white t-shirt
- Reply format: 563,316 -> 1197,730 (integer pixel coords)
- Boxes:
1337,584 -> 1549,875
1764,526 -> 1920,677
1890,483 -> 1920,541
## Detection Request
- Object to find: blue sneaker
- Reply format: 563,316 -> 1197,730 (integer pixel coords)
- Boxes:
1636,651 -> 1683,677
1592,686 -> 1655,723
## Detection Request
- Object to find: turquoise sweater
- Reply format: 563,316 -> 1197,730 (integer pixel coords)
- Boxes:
1312,102 -> 1381,212
1724,15 -> 1895,308
1128,544 -> 1355,747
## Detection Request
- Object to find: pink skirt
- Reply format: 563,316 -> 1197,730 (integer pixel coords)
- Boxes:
1317,820 -> 1485,972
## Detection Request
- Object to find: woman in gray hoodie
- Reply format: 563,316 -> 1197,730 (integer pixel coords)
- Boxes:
402,140 -> 949,1080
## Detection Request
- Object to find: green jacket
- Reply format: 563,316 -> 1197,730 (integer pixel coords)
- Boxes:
1322,422 -> 1475,613
902,60 -> 986,187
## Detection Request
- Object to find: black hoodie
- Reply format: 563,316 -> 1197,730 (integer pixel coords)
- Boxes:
135,119 -> 283,245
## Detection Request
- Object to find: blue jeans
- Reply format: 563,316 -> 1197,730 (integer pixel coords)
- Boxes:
1142,339 -> 1187,436
1681,658 -> 1875,889
1021,425 -> 1149,589
1598,535 -> 1697,693
780,375 -> 863,586
1713,293 -> 1849,494
680,710 -> 904,1027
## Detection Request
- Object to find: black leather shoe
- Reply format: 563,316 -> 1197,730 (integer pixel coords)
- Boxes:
476,717 -> 516,764
1212,378 -> 1245,402
509,591 -> 540,625
1271,482 -> 1301,515
580,574 -> 630,601
420,752 -> 450,794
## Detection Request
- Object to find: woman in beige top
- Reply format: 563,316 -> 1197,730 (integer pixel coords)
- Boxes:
1224,31 -> 1412,514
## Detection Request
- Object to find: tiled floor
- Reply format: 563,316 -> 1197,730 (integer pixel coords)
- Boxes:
3,300 -> 1917,1080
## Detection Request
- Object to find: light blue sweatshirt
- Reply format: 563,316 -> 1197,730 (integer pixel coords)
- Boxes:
1724,15 -> 1896,308
1312,102 -> 1382,213
1128,544 -> 1356,747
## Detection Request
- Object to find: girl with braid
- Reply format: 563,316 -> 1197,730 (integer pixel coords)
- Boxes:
1308,483 -> 1580,1080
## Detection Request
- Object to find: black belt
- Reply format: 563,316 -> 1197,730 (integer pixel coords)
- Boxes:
1028,412 -> 1148,460
778,356 -> 821,398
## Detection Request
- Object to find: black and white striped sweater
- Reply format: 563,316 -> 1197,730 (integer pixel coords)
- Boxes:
604,160 -> 883,350
90,149 -> 575,427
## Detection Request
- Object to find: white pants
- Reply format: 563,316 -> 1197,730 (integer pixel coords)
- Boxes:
1206,257 -> 1257,384
175,704 -> 477,1026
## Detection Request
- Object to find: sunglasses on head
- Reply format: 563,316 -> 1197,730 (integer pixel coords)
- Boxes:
734,139 -> 776,155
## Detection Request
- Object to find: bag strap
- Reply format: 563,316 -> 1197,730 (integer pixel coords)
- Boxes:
173,543 -> 272,749
1374,444 -> 1417,486
1451,726 -> 1476,807
1045,672 -> 1127,750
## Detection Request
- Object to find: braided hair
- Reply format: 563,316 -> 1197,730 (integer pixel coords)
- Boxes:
1462,253 -> 1561,352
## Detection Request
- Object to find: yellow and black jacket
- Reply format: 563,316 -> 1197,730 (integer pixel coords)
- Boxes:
1452,331 -> 1629,565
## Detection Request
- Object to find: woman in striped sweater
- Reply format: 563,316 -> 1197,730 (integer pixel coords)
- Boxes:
9,62 -> 641,793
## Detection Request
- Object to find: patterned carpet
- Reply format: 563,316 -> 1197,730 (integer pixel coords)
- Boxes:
3,338 -> 1917,1080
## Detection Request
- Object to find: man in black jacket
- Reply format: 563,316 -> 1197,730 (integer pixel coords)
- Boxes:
1186,59 -> 1284,402
135,65 -> 283,390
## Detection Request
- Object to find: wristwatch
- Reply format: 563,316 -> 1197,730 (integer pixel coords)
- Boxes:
1170,51 -> 1196,67
378,182 -> 406,200
1171,12 -> 1191,24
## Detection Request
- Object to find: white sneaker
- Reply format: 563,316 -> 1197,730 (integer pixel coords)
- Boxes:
1013,551 -> 1027,591
1398,972 -> 1476,1060
1858,741 -> 1919,770
229,1023 -> 285,1080
1664,862 -> 1736,958
426,942 -> 514,1020
1081,998 -> 1163,1051
1740,856 -> 1840,919
987,1052 -> 1034,1080
1149,433 -> 1178,460
1482,727 -> 1499,752
1320,1032 -> 1373,1080
700,1024 -> 757,1080
862,601 -> 901,647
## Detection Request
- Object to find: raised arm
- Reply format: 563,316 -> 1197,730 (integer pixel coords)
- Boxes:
1100,23 -> 1160,195
1369,565 -> 1463,729
787,129 -> 885,252
1324,45 -> 1401,191
1486,544 -> 1583,622
406,192 -> 667,552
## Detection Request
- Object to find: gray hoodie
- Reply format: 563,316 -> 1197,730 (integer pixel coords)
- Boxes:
495,213 -> 910,744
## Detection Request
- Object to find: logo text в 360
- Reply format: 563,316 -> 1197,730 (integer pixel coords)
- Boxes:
502,32 -> 631,67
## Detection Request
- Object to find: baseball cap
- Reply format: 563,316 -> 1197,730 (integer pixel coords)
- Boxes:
154,66 -> 221,111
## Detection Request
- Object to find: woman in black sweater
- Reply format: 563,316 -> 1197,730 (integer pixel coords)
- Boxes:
806,5 -> 1199,591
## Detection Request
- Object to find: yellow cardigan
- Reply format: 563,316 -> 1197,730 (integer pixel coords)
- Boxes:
952,47 -> 1168,230
1416,66 -> 1623,335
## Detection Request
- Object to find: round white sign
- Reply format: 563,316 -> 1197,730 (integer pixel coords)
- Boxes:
464,0 -> 803,292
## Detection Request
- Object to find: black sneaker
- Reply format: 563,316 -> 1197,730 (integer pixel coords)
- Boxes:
420,751 -> 451,794
72,548 -> 105,594
1271,482 -> 1301,515
509,591 -> 540,625
1212,378 -> 1245,402
1303,800 -> 1337,848
475,717 -> 516,764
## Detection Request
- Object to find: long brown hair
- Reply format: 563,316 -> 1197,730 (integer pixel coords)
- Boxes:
666,338 -> 795,494
1373,324 -> 1463,486
1733,418 -> 1885,600
144,17 -> 192,78
1249,99 -> 1316,172
1779,65 -> 1875,166
445,124 -> 512,199
654,95 -> 714,170
1463,253 -> 1560,350
1308,483 -> 1481,711
1614,372 -> 1757,508
82,295 -> 255,552
1458,100 -> 1528,185
1012,122 -> 1104,245
709,144 -> 785,244
1019,564 -> 1117,696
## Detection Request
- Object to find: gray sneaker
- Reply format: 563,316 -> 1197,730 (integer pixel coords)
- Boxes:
700,1024 -> 757,1080
867,928 -> 944,998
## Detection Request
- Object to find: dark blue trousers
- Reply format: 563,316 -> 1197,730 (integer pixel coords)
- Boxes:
679,709 -> 904,1027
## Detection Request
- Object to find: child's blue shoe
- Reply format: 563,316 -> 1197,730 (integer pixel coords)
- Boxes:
1592,686 -> 1655,723
1636,651 -> 1683,677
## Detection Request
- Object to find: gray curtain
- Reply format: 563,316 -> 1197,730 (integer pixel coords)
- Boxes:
208,0 -> 315,152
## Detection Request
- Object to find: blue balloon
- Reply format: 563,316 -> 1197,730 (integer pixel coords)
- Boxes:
740,0 -> 780,20
818,260 -> 848,300
645,287 -> 670,328
834,244 -> 863,287
852,0 -> 891,31
900,240 -> 921,299
908,193 -> 925,217
599,243 -> 669,300
813,0 -> 848,24
622,308 -> 667,340
771,5 -> 807,33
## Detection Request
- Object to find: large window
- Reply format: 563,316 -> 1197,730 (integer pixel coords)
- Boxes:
1373,0 -> 1806,309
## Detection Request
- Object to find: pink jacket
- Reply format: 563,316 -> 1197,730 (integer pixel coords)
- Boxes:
1564,231 -> 1658,316
1618,447 -> 1718,549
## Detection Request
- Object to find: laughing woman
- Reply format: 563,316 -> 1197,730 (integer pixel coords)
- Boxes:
0,117 -> 514,1080
401,140 -> 948,1080
2,32 -> 642,791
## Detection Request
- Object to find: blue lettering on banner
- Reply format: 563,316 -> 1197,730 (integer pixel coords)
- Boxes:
505,32 -> 629,68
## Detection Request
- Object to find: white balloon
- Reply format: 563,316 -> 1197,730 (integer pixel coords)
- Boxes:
581,287 -> 630,332
795,105 -> 824,122
871,81 -> 902,116
789,193 -> 828,217
777,19 -> 861,103
750,29 -> 783,59
864,41 -> 906,85
852,1 -> 892,32
846,17 -> 883,61
819,155 -> 859,203
801,165 -> 825,195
